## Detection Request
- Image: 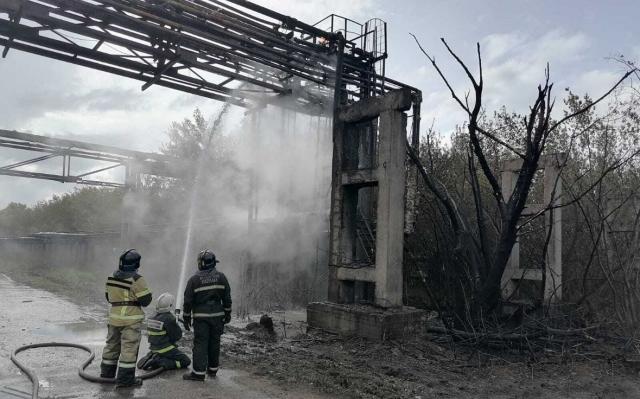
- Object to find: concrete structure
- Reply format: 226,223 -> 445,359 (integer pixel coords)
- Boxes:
0,232 -> 121,268
307,89 -> 427,340
307,302 -> 426,341
501,153 -> 567,303
328,89 -> 412,308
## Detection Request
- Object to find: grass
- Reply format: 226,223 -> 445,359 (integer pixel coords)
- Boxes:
1,260 -> 104,305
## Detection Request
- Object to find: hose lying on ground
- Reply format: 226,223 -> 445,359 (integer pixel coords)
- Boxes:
11,342 -> 164,399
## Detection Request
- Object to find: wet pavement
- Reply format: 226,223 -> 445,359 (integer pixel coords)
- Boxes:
0,274 -> 328,399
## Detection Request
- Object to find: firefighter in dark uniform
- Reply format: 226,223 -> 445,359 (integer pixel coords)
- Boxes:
182,250 -> 232,381
138,293 -> 191,370
100,249 -> 152,388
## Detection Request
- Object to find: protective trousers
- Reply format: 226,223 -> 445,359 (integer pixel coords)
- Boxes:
100,322 -> 142,384
192,318 -> 223,375
156,348 -> 191,370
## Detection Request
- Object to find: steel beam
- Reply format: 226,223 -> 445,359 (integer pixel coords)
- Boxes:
0,0 -> 417,111
0,129 -> 185,187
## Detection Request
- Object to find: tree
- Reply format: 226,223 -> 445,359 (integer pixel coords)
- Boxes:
0,188 -> 123,235
408,36 -> 637,322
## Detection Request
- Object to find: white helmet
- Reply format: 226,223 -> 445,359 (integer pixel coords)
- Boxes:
156,293 -> 175,313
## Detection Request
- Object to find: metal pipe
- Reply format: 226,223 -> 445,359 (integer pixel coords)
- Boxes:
224,0 -> 338,40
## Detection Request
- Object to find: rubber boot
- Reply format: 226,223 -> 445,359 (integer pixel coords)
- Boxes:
100,363 -> 117,379
116,377 -> 143,388
207,367 -> 218,377
136,351 -> 155,370
115,367 -> 143,388
182,371 -> 205,381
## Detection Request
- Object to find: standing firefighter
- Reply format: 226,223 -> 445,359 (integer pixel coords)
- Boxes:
100,249 -> 152,388
138,293 -> 191,371
182,250 -> 232,381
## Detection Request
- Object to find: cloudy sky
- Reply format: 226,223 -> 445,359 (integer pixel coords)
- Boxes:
1,0 -> 639,207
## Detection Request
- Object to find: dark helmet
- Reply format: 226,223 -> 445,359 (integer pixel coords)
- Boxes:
119,249 -> 141,271
197,250 -> 219,270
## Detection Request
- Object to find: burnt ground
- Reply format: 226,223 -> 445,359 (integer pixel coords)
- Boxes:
222,323 -> 640,399
3,264 -> 640,399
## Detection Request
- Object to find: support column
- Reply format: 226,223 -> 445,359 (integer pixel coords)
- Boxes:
500,153 -> 566,304
327,88 -> 412,307
543,162 -> 563,301
327,42 -> 346,303
309,88 -> 427,340
374,109 -> 407,307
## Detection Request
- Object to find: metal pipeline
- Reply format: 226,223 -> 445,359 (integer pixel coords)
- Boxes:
11,342 -> 164,399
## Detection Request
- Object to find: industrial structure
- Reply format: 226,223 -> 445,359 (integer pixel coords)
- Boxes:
0,129 -> 182,187
0,0 -> 423,338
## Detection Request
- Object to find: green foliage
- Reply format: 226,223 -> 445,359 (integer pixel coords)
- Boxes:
0,187 -> 124,236
160,107 -> 233,162
144,105 -> 245,226
0,107 -> 238,238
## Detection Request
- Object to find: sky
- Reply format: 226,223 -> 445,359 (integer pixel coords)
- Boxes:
1,0 -> 639,207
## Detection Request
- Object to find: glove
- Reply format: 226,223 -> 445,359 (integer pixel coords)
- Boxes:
182,315 -> 191,331
224,311 -> 231,324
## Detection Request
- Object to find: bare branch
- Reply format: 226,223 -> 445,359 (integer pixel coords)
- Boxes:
549,69 -> 636,133
477,42 -> 483,89
440,38 -> 479,89
475,125 -> 526,159
406,139 -> 468,235
410,33 -> 470,114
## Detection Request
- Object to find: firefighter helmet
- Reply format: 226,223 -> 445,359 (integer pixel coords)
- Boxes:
197,250 -> 219,270
119,249 -> 141,271
156,293 -> 175,313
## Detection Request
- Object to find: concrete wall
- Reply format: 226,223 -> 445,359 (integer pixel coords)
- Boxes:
307,302 -> 426,340
0,232 -> 120,272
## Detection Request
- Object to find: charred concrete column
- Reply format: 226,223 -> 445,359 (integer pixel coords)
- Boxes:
328,88 -> 413,307
374,109 -> 407,307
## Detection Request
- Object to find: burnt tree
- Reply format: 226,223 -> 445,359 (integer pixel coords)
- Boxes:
408,36 -> 636,319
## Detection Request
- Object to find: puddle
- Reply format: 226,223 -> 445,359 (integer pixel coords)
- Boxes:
34,321 -> 106,347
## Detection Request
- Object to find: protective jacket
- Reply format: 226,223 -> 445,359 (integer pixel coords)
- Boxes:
147,312 -> 182,354
105,270 -> 152,327
183,268 -> 231,319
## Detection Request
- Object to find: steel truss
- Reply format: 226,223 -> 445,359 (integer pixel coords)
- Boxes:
0,129 -> 182,187
0,0 -> 413,113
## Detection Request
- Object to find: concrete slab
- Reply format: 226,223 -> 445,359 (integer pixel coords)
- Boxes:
307,302 -> 426,341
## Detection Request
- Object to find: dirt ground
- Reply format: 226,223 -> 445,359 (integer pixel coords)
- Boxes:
3,266 -> 640,399
222,322 -> 640,399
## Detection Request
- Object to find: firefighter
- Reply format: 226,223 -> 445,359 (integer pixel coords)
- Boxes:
138,293 -> 191,371
100,249 -> 152,388
182,250 -> 232,381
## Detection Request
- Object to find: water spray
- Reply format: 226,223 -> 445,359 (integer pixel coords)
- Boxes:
175,102 -> 232,315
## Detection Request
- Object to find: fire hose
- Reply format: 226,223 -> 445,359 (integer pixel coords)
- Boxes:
11,342 -> 164,399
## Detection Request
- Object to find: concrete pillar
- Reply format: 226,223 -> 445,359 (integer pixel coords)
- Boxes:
500,154 -> 565,304
327,89 -> 413,307
500,168 -> 519,300
405,97 -> 421,234
328,116 -> 345,303
543,164 -> 562,301
374,110 -> 407,307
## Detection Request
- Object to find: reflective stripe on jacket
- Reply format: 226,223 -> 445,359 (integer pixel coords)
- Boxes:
147,312 -> 182,353
105,271 -> 152,326
183,268 -> 231,319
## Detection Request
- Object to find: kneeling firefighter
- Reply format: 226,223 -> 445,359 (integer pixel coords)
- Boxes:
138,293 -> 191,371
100,249 -> 152,388
182,250 -> 232,381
